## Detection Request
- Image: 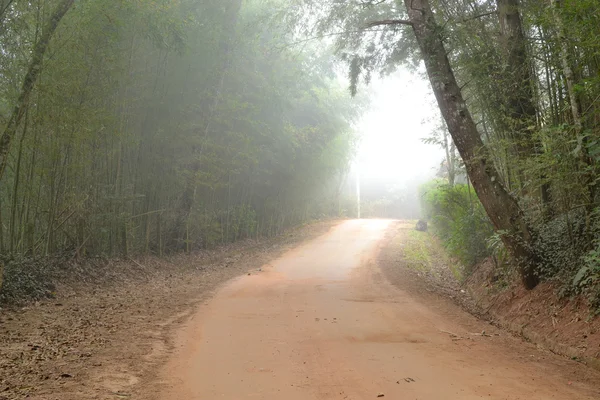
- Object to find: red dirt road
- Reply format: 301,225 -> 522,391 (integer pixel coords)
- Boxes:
150,220 -> 600,399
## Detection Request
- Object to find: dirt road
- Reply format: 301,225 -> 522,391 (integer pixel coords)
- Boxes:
149,220 -> 600,399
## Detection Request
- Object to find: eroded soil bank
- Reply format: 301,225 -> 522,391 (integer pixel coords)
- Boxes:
379,221 -> 600,372
466,260 -> 600,369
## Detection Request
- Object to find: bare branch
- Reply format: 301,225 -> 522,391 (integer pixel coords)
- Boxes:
360,0 -> 388,7
365,19 -> 413,28
275,28 -> 391,51
460,11 -> 497,23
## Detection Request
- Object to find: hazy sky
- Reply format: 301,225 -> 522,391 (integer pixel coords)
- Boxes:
355,68 -> 444,186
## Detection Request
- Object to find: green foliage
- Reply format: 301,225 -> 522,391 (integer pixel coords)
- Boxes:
578,246 -> 600,310
534,209 -> 590,280
0,0 -> 362,279
420,180 -> 494,270
303,0 -> 600,309
567,207 -> 600,308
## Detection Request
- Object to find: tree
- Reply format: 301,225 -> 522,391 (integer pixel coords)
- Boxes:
0,0 -> 362,291
0,0 -> 75,182
422,118 -> 459,187
400,0 -> 539,288
304,0 -> 540,287
497,0 -> 537,144
292,0 -> 600,297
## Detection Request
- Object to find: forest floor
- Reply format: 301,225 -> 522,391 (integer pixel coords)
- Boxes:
0,220 -> 337,400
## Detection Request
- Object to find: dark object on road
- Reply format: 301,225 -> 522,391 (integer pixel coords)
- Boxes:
415,220 -> 428,232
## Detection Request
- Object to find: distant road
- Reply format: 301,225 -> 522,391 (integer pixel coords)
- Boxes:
152,219 -> 600,400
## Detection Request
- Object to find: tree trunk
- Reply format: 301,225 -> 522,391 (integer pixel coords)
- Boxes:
442,129 -> 456,187
496,0 -> 539,198
551,0 -> 582,133
0,0 -> 75,183
497,0 -> 537,136
551,0 -> 596,216
403,0 -> 539,289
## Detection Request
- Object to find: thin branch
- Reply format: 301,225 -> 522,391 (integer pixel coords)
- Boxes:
365,19 -> 413,28
275,28 -> 391,51
360,0 -> 388,7
460,11 -> 497,23
460,78 -> 474,91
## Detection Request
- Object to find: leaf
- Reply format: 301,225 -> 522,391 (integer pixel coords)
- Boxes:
573,266 -> 590,287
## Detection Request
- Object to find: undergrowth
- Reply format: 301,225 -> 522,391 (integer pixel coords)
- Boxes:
401,225 -> 463,282
0,255 -> 61,305
403,230 -> 431,273
419,180 -> 493,273
419,179 -> 600,311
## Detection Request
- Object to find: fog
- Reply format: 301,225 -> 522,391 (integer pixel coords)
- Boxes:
351,68 -> 445,219
0,0 -> 453,260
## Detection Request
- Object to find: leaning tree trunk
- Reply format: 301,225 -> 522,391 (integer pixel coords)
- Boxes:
0,0 -> 75,184
403,0 -> 539,289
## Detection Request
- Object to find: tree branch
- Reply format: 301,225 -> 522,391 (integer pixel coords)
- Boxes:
275,28 -> 391,51
460,11 -> 497,23
360,0 -> 388,7
365,19 -> 413,28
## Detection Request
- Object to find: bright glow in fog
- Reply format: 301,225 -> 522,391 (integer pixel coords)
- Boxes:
356,68 -> 444,185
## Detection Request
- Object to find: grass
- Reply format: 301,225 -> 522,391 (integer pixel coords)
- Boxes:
403,230 -> 432,273
396,222 -> 464,282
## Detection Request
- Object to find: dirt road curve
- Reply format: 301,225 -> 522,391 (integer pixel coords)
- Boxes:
151,220 -> 600,400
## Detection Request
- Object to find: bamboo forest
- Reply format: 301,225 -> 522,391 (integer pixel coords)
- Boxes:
0,1 -> 362,263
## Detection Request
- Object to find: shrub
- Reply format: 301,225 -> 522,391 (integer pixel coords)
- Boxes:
534,208 -> 589,280
0,255 -> 57,305
419,180 -> 494,271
